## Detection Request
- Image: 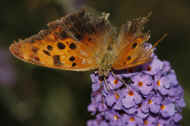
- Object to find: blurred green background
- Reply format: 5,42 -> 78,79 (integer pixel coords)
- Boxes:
0,0 -> 190,126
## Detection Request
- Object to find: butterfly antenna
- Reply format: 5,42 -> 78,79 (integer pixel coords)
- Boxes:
152,33 -> 168,49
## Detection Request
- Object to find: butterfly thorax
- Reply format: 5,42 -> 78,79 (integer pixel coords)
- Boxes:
98,48 -> 116,77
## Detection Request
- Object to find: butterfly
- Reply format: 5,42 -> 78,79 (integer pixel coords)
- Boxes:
9,8 -> 166,78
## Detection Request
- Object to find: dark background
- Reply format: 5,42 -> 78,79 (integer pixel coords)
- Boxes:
0,0 -> 189,126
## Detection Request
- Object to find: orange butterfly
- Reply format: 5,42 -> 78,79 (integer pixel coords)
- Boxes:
9,9 -> 166,77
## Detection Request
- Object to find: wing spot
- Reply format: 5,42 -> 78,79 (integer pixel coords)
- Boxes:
127,56 -> 131,60
43,50 -> 51,56
132,42 -> 137,48
69,56 -> 75,62
47,45 -> 53,51
53,55 -> 62,66
69,43 -> 76,49
72,62 -> 76,67
57,42 -> 66,49
32,47 -> 39,53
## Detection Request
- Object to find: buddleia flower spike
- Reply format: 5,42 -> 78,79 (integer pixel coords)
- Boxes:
87,46 -> 186,126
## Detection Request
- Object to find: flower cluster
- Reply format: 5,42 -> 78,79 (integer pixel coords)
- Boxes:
87,55 -> 185,126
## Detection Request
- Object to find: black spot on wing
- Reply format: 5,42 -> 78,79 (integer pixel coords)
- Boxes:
47,45 -> 53,51
69,56 -> 75,62
43,50 -> 51,56
57,42 -> 65,49
72,62 -> 76,67
34,56 -> 40,62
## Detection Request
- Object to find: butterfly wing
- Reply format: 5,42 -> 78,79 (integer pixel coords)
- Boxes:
112,14 -> 153,70
10,9 -> 113,71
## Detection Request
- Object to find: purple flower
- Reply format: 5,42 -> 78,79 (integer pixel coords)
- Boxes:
87,55 -> 185,126
131,73 -> 153,95
143,116 -> 158,126
160,102 -> 176,118
107,74 -> 123,90
122,87 -> 142,108
144,56 -> 164,75
122,114 -> 143,126
141,94 -> 162,114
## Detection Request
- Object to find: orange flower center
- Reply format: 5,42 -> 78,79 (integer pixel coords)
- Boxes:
157,80 -> 161,86
148,99 -> 152,104
113,115 -> 119,120
128,90 -> 134,96
114,93 -> 120,100
129,117 -> 135,122
138,81 -> 143,87
147,66 -> 152,71
144,120 -> 148,125
113,79 -> 118,85
160,105 -> 165,110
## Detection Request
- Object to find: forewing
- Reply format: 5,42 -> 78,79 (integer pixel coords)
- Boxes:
112,14 -> 153,70
10,9 -> 113,71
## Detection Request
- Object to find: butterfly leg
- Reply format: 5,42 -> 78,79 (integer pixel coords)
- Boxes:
111,71 -> 128,87
103,77 -> 112,93
98,75 -> 112,93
